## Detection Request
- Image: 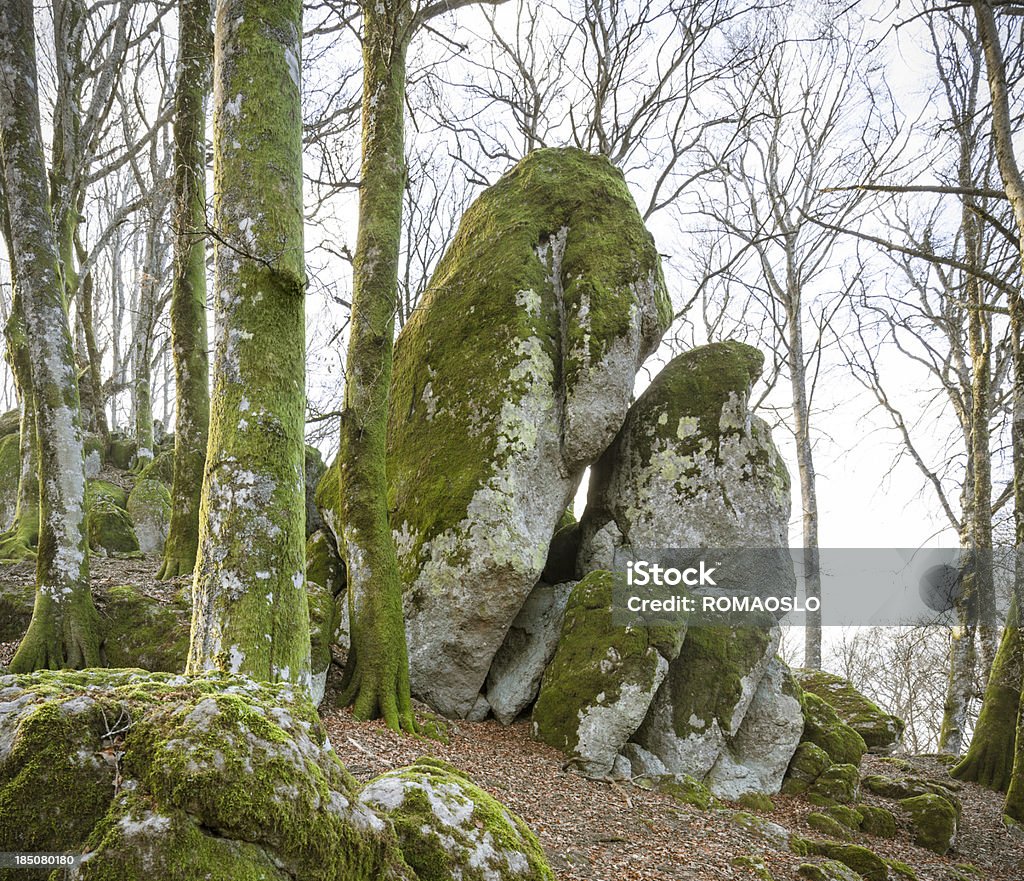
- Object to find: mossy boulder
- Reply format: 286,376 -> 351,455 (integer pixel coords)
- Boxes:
137,448 -> 174,487
83,432 -> 104,478
380,148 -> 671,718
307,577 -> 340,707
531,570 -> 678,776
99,584 -> 191,671
798,860 -> 865,881
0,408 -> 19,439
858,805 -> 897,839
634,618 -> 782,789
88,499 -> 140,556
861,774 -> 961,813
304,444 -> 326,537
86,478 -> 129,511
795,669 -> 904,755
358,757 -> 554,881
0,430 -> 20,529
899,793 -> 958,854
737,791 -> 776,812
807,811 -> 855,840
633,773 -> 714,809
826,804 -> 865,831
783,742 -> 834,795
0,670 -> 412,881
809,763 -> 860,805
792,839 -> 911,881
576,341 -> 791,570
105,435 -> 138,470
486,581 -> 573,725
127,478 -> 172,554
0,578 -> 34,641
800,691 -> 868,767
306,528 -> 346,597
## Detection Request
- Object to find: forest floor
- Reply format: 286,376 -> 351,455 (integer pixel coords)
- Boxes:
322,662 -> 1024,881
2,556 -> 1022,880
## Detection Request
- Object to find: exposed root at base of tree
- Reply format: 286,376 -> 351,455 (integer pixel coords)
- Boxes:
339,644 -> 417,735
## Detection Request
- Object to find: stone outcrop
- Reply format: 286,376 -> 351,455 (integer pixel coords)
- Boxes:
380,148 -> 671,718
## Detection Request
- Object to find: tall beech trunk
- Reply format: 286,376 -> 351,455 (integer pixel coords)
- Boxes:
159,0 -> 212,580
0,0 -> 99,671
336,0 -> 416,732
187,0 -> 310,686
971,0 -> 1024,820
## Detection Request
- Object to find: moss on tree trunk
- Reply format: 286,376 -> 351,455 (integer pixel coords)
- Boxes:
0,0 -> 99,671
335,0 -> 415,732
158,0 -> 212,580
187,0 -> 310,688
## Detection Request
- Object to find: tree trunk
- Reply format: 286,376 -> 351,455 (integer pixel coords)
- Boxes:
0,0 -> 99,671
187,0 -> 310,687
74,232 -> 108,441
972,0 -> 1024,821
159,0 -> 212,580
131,222 -> 159,468
787,284 -> 821,669
336,0 -> 415,732
0,290 -> 40,561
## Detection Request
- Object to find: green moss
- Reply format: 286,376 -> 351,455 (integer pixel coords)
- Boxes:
306,529 -> 345,597
359,756 -> 554,881
898,793 -> 957,854
791,839 -> 896,881
800,691 -> 868,767
653,774 -> 714,809
306,578 -> 339,678
0,431 -> 20,526
737,791 -> 775,812
825,805 -> 864,830
386,148 -> 670,573
99,584 -> 190,672
807,812 -> 854,840
783,742 -> 833,795
732,854 -> 775,880
106,436 -> 138,470
861,774 -> 961,814
87,480 -> 129,511
857,805 -> 897,839
88,499 -> 140,556
797,860 -> 865,881
809,764 -> 859,805
531,571 -> 675,761
662,617 -> 773,739
0,669 -> 409,879
0,579 -> 35,641
127,478 -> 172,554
137,449 -> 174,488
795,669 -> 904,753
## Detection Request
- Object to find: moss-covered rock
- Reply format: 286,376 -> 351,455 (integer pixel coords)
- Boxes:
809,764 -> 860,806
576,341 -> 791,568
99,584 -> 191,671
800,691 -> 868,767
899,792 -> 958,854
792,838 -> 911,881
382,148 -> 671,718
641,773 -> 714,809
797,860 -> 865,881
86,478 -> 129,511
0,578 -> 34,641
858,805 -> 897,839
783,742 -> 834,795
795,669 -> 904,755
137,448 -> 174,487
304,444 -> 326,538
127,478 -> 172,554
0,431 -> 19,530
807,811 -> 855,840
306,528 -> 345,597
737,791 -> 775,812
106,435 -> 138,470
0,408 -> 19,439
531,570 -> 678,776
732,854 -> 777,880
861,774 -> 961,813
0,670 -> 412,881
88,499 -> 141,556
358,756 -> 554,881
307,577 -> 340,707
634,617 -> 779,786
826,804 -> 865,831
83,432 -> 104,478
